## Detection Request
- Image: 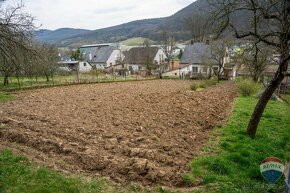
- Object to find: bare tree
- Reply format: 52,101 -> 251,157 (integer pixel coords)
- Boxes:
0,0 -> 36,85
209,0 -> 290,138
185,13 -> 210,42
242,44 -> 271,82
34,43 -> 59,83
158,25 -> 175,60
209,40 -> 231,82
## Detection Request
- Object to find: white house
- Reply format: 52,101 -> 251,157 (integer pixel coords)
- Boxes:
80,44 -> 125,69
57,60 -> 92,72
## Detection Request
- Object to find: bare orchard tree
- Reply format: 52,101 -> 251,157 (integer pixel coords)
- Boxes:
185,13 -> 210,42
209,40 -> 231,82
158,25 -> 175,60
209,0 -> 290,138
34,43 -> 59,83
0,0 -> 36,85
242,43 -> 272,82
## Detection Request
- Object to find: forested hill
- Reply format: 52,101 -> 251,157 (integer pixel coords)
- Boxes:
34,0 -> 246,47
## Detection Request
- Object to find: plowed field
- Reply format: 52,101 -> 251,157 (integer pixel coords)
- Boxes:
0,80 -> 237,187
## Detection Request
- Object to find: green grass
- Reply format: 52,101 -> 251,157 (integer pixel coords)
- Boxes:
184,97 -> 290,193
0,92 -> 15,102
0,150 -> 152,193
0,75 -> 157,91
282,93 -> 290,102
120,37 -> 155,46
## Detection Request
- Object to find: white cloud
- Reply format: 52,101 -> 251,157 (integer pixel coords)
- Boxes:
19,0 -> 194,30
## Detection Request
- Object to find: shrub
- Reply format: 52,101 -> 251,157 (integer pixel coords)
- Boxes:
199,82 -> 208,89
190,82 -> 199,91
238,79 -> 260,96
206,77 -> 218,86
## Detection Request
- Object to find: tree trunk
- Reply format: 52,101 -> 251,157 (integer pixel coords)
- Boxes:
45,74 -> 50,82
3,75 -> 9,86
247,45 -> 289,138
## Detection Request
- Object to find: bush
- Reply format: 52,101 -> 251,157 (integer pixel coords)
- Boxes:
199,82 -> 208,89
190,82 -> 199,91
206,77 -> 218,86
238,79 -> 260,96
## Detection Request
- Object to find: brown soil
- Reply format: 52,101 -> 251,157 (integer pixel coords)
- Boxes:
0,80 -> 237,187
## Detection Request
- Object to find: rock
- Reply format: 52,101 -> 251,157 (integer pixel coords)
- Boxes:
109,138 -> 118,145
131,158 -> 149,175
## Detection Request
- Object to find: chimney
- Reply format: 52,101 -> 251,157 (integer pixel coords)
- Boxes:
190,40 -> 194,45
206,40 -> 210,45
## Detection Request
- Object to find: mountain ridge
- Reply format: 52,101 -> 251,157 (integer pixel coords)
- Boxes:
34,0 -> 213,47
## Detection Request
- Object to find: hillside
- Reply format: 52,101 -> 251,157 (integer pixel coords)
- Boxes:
34,28 -> 91,44
34,0 -> 237,48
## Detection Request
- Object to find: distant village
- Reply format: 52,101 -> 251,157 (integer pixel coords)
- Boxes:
58,40 -> 284,84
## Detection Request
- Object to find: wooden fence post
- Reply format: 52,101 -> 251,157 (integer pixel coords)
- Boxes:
286,164 -> 290,193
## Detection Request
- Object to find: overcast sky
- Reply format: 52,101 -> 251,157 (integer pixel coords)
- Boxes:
16,0 -> 194,30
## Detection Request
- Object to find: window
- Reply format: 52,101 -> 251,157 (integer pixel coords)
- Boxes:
83,62 -> 87,67
192,67 -> 198,73
203,67 -> 207,73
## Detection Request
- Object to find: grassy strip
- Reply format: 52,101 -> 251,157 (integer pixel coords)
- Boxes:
0,150 -> 151,193
0,92 -> 15,102
184,97 -> 290,193
0,76 -> 158,92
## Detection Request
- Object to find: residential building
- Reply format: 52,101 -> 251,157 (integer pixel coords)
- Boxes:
123,47 -> 167,74
80,44 -> 124,69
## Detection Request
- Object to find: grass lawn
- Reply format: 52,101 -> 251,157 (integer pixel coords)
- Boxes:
184,97 -> 290,193
0,75 -> 156,91
0,94 -> 289,192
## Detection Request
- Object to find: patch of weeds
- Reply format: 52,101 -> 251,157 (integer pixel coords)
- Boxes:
190,82 -> 199,91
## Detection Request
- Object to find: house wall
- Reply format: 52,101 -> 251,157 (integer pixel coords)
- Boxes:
161,69 -> 180,78
78,61 -> 92,72
106,50 -> 125,68
179,64 -> 219,77
127,64 -> 144,74
154,49 -> 167,64
91,63 -> 106,69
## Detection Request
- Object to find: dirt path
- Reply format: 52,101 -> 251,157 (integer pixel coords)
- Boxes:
0,80 -> 237,187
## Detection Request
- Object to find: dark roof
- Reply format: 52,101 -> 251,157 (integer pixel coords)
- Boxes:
81,46 -> 115,63
180,43 -> 216,65
124,47 -> 159,64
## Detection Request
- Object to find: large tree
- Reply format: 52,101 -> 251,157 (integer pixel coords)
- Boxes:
241,43 -> 271,82
209,0 -> 290,138
0,0 -> 36,85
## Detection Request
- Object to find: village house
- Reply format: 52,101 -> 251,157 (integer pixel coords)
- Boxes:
123,47 -> 167,75
162,41 -> 236,79
58,60 -> 92,72
58,54 -> 92,72
80,44 -> 124,69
